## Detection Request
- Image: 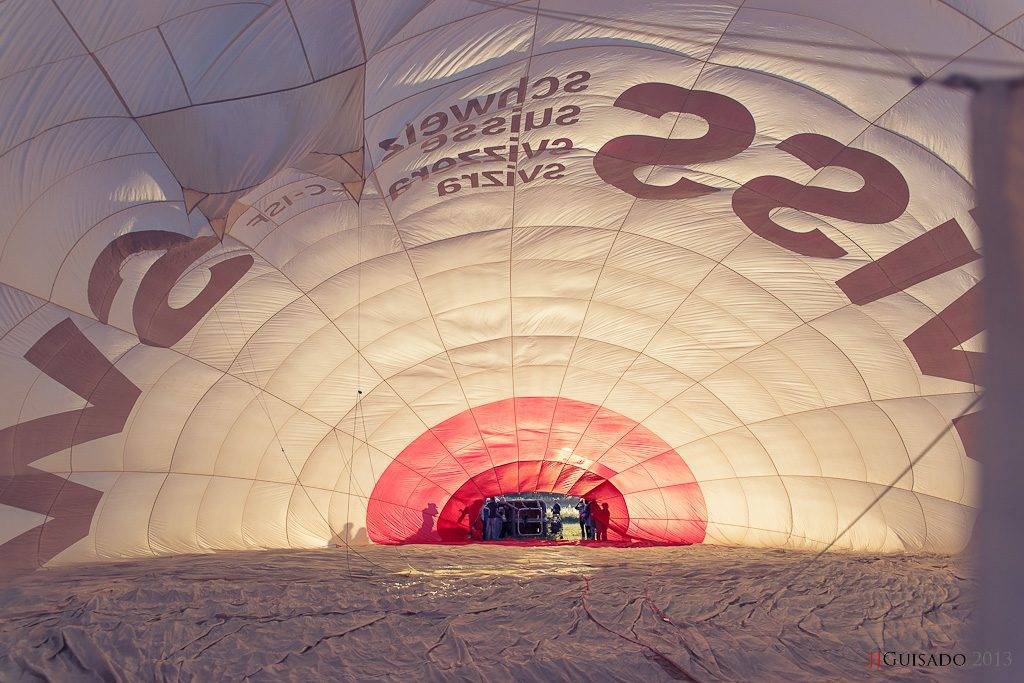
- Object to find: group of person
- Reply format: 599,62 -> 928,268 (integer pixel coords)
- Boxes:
575,498 -> 611,541
470,496 -> 611,541
478,497 -> 549,540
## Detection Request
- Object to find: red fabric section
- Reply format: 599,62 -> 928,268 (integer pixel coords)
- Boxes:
366,397 -> 707,545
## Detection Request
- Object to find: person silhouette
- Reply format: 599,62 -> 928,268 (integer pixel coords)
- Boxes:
576,498 -> 589,540
418,502 -> 438,540
595,502 -> 610,541
480,498 -> 490,540
457,499 -> 484,540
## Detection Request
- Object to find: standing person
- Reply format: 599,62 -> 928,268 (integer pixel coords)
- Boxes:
486,497 -> 499,539
499,503 -> 510,539
585,500 -> 597,541
480,498 -> 491,540
576,498 -> 589,540
460,500 -> 484,540
502,500 -> 514,539
595,502 -> 610,541
489,504 -> 503,541
418,503 -> 438,541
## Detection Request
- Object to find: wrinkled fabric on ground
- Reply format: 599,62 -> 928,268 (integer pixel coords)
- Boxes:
0,545 -> 970,682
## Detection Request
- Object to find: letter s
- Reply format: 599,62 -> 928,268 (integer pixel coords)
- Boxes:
594,82 -> 755,199
86,229 -> 253,348
133,236 -> 253,348
731,133 -> 909,258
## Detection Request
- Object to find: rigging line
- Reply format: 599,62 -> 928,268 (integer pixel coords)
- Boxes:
214,281 -> 385,573
337,157 -> 417,575
339,172 -> 408,573
787,392 -> 983,578
346,183 -> 363,576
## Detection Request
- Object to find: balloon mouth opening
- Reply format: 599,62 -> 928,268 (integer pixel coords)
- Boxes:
363,397 -> 709,546
436,491 -> 586,544
428,490 -> 703,547
436,483 -> 627,543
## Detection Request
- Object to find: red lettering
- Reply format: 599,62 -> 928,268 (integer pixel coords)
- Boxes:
88,230 -> 192,323
518,165 -> 543,183
449,94 -> 497,122
953,409 -> 983,462
89,231 -> 253,348
838,216 -> 980,305
532,76 -> 558,99
593,83 -> 755,199
732,133 -> 910,258
904,281 -> 983,385
378,137 -> 404,162
389,178 -> 412,200
133,237 -> 253,348
0,319 -> 141,575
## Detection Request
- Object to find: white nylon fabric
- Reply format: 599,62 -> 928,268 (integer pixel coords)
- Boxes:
1,0 -> 1019,569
